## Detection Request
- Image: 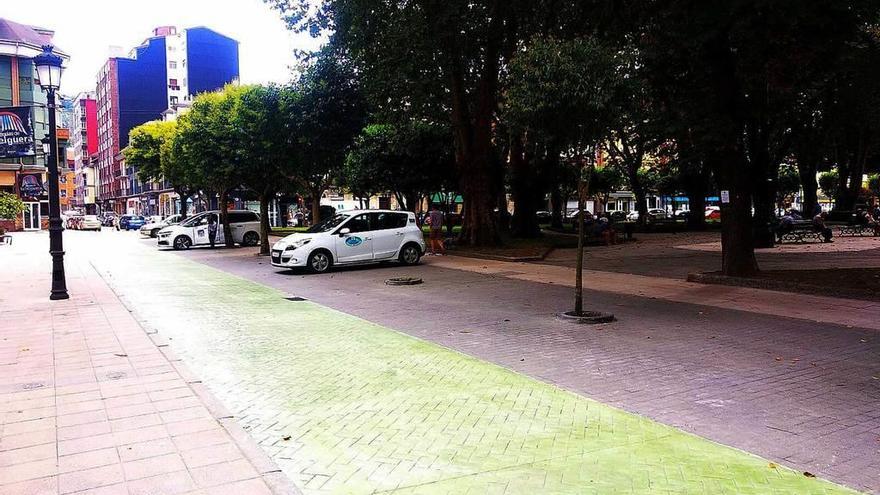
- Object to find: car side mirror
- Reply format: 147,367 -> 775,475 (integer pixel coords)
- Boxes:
339,227 -> 351,236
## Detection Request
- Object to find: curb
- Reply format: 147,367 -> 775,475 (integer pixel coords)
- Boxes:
687,272 -> 879,302
88,261 -> 303,495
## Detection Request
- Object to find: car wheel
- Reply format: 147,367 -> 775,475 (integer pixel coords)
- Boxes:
242,231 -> 259,246
307,250 -> 332,274
151,228 -> 160,238
399,243 -> 421,266
173,235 -> 192,250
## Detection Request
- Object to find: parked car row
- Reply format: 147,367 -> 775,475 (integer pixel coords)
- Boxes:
151,209 -> 426,275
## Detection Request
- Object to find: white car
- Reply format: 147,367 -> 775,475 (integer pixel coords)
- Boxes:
79,215 -> 103,231
141,214 -> 183,238
626,208 -> 668,221
271,209 -> 425,273
157,210 -> 261,250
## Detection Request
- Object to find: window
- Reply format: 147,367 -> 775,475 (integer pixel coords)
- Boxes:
373,212 -> 407,230
60,176 -> 67,184
170,96 -> 178,105
60,190 -> 67,198
169,78 -> 178,86
345,214 -> 371,233
169,61 -> 177,69
228,212 -> 259,223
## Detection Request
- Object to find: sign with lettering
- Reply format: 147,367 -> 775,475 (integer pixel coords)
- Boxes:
0,107 -> 35,158
19,173 -> 44,198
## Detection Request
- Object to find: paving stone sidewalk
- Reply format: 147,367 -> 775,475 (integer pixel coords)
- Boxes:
0,234 -> 298,495
69,233 -> 861,494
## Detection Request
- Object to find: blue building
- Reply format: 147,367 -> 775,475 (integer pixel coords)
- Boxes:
95,25 -> 239,214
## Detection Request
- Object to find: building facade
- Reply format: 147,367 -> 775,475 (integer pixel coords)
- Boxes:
0,18 -> 69,231
70,91 -> 98,212
95,26 -> 239,214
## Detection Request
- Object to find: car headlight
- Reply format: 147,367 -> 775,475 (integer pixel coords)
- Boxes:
285,238 -> 311,250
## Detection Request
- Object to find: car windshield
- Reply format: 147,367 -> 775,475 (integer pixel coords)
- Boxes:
180,214 -> 208,227
84,215 -> 98,221
306,213 -> 351,233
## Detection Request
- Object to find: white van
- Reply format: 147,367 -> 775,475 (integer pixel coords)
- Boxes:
271,209 -> 425,273
157,210 -> 261,250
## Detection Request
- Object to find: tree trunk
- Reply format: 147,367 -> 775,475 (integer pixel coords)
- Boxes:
630,174 -> 649,228
219,189 -> 234,248
310,187 -> 322,225
685,187 -> 706,230
509,135 -> 541,238
258,191 -> 271,256
574,160 -> 593,315
795,159 -> 818,217
176,189 -> 190,220
714,151 -> 759,276
550,187 -> 564,229
459,144 -> 501,245
751,154 -> 777,248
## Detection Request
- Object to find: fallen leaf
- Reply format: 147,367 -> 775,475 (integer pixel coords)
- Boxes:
860,339 -> 868,343
768,463 -> 777,469
114,353 -> 128,357
282,435 -> 291,441
803,472 -> 815,478
775,357 -> 783,361
20,348 -> 29,352
520,358 -> 525,361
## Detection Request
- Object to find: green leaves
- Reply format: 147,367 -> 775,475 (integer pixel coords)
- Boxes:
0,191 -> 26,220
505,37 -> 622,151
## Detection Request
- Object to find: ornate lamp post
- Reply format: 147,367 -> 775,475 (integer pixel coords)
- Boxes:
34,45 -> 69,300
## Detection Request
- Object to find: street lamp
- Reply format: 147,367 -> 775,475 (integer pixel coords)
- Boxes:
34,45 -> 69,300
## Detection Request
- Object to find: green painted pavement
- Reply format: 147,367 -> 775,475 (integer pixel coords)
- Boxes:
90,243 -> 859,495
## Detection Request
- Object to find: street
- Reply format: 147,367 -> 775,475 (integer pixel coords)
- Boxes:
3,230 -> 877,494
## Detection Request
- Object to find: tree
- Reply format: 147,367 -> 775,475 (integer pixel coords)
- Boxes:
125,120 -> 198,220
590,166 -> 624,212
265,0 -> 613,245
824,27 -> 880,210
233,84 -> 298,255
175,86 -> 245,247
505,36 -> 621,316
634,0 -> 876,273
0,191 -> 25,221
776,163 -> 801,208
343,121 -> 456,212
818,170 -> 840,204
605,51 -> 664,228
869,174 -> 880,200
285,48 -> 366,224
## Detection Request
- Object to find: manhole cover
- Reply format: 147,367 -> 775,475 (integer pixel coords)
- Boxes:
385,277 -> 423,286
106,371 -> 127,380
21,382 -> 45,390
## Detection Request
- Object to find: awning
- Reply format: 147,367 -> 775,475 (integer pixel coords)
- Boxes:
0,170 -> 15,186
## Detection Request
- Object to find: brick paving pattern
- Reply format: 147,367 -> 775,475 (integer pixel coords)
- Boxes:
70,232 -> 860,494
182,240 -> 880,493
0,233 -> 297,495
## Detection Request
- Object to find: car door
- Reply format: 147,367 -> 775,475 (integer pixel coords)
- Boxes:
334,213 -> 374,263
192,215 -> 213,245
371,212 -> 408,259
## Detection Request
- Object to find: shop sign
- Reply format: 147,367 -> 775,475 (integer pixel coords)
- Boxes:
19,174 -> 44,198
0,107 -> 35,158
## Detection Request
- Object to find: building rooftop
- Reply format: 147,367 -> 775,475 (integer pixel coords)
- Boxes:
0,17 -> 67,59
0,18 -> 52,46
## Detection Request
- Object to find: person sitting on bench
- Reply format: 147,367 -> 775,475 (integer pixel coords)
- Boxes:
777,211 -> 795,240
812,211 -> 833,243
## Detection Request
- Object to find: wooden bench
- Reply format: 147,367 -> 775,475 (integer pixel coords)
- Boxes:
0,234 -> 11,245
838,224 -> 879,237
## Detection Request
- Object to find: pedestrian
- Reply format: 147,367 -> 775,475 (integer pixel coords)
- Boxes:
427,204 -> 445,256
812,211 -> 833,243
208,214 -> 218,248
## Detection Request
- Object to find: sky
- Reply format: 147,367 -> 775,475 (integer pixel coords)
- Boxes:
1,0 -> 324,95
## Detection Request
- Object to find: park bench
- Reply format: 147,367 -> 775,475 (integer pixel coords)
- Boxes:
0,234 -> 11,245
838,224 -> 879,237
777,221 -> 823,243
